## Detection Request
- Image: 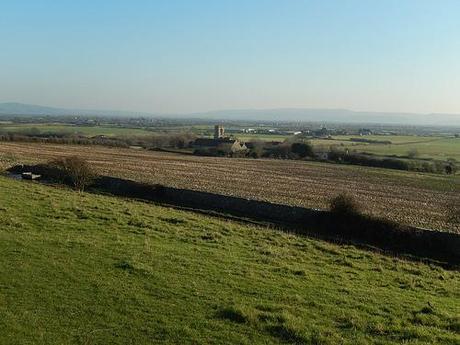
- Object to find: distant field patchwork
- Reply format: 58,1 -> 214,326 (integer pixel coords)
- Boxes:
314,135 -> 460,161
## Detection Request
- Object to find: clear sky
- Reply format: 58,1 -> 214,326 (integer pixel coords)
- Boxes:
1,0 -> 460,114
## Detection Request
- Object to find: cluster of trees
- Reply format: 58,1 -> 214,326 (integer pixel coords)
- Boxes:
194,140 -> 315,159
193,146 -> 233,157
148,132 -> 196,149
349,138 -> 392,144
245,141 -> 314,159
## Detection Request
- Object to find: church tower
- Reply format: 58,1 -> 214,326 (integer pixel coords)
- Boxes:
214,125 -> 225,139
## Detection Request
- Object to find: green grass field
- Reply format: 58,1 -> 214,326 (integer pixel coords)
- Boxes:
0,123 -> 153,137
333,135 -> 437,144
0,176 -> 459,344
313,135 -> 460,161
232,133 -> 460,161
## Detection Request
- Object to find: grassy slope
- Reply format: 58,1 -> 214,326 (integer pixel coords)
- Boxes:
0,177 -> 459,345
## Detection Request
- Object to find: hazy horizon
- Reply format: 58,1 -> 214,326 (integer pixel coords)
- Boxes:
3,101 -> 460,117
2,1 -> 460,117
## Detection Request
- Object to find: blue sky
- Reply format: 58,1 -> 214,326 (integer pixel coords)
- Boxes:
1,0 -> 460,114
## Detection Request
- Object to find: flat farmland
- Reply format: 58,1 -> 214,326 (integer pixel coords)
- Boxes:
313,135 -> 460,161
0,123 -> 153,137
0,142 -> 458,232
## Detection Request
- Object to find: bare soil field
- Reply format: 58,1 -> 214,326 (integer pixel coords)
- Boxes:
0,142 -> 458,232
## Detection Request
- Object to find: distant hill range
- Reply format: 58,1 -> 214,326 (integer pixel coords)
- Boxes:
193,109 -> 460,127
1,102 -> 460,126
0,102 -> 152,118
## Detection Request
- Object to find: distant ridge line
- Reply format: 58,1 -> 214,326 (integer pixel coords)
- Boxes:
0,102 -> 459,126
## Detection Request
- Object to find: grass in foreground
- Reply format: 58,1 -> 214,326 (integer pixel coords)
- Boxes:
0,176 -> 459,344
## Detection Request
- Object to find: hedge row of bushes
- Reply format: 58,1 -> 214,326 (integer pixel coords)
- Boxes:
245,141 -> 314,159
328,151 -> 457,174
0,134 -> 131,147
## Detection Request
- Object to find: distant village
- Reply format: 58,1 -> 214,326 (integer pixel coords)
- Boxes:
193,125 -> 247,155
238,126 -> 374,137
191,124 -> 374,157
191,124 -> 336,160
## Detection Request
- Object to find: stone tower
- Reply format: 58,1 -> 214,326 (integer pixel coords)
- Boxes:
214,125 -> 225,139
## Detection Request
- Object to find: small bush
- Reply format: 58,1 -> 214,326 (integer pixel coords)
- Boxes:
330,194 -> 362,217
291,142 -> 314,158
447,202 -> 460,224
48,156 -> 95,191
407,148 -> 419,159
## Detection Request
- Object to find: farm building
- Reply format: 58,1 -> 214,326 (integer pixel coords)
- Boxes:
193,125 -> 247,154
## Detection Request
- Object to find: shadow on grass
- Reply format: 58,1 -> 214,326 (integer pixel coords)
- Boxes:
7,164 -> 460,267
216,306 -> 249,324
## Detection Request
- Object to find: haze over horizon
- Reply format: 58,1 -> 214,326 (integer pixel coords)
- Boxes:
2,1 -> 460,117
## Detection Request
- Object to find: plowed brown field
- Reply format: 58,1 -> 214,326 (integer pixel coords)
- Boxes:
0,142 -> 458,232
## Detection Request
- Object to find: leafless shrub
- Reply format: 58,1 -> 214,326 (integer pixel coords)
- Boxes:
48,156 -> 95,191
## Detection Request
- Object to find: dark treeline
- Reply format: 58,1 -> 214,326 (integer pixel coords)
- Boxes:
244,141 -> 314,159
328,151 -> 457,175
349,138 -> 392,144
